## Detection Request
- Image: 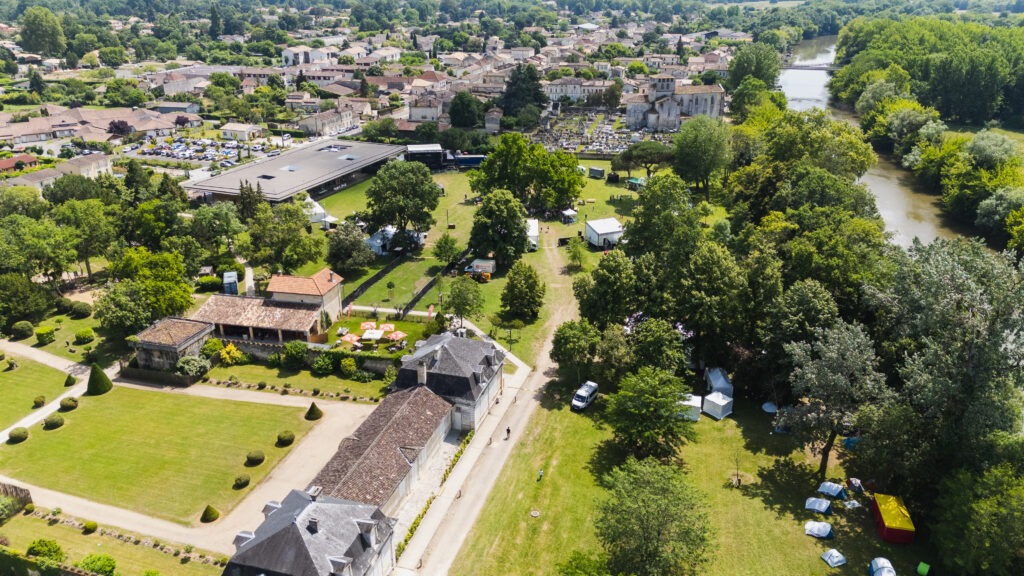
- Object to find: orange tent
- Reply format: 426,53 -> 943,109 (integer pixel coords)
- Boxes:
872,494 -> 915,544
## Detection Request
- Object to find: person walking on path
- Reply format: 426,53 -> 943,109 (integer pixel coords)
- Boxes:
506,427 -> 511,441
537,469 -> 544,481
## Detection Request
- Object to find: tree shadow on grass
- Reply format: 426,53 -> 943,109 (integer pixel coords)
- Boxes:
586,438 -> 630,488
739,457 -> 820,520
732,402 -> 798,458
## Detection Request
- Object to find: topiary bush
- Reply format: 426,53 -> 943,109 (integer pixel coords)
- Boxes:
276,430 -> 295,447
64,373 -> 77,387
200,505 -> 220,523
196,275 -> 222,292
10,320 -> 33,340
35,326 -> 56,345
74,328 -> 95,345
69,301 -> 92,319
7,427 -> 28,443
86,363 -> 112,396
200,337 -> 224,358
26,538 -> 65,562
43,414 -> 64,430
304,402 -> 323,421
32,395 -> 46,408
233,474 -> 250,489
59,397 -> 78,412
82,520 -> 98,534
245,450 -> 265,466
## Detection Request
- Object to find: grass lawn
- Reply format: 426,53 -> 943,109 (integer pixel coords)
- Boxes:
319,177 -> 374,219
325,317 -> 428,349
0,386 -> 314,524
26,313 -> 126,368
206,362 -> 389,401
453,396 -> 934,576
0,512 -> 223,576
0,357 -> 70,430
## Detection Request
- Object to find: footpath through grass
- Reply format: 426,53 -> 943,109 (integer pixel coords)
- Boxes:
453,395 -> 934,576
0,357 -> 70,430
0,386 -> 313,524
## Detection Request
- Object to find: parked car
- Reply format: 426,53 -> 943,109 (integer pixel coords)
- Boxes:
571,381 -> 599,411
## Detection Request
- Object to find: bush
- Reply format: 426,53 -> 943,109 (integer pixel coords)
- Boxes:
219,343 -> 247,366
245,450 -> 265,466
33,395 -> 46,408
277,430 -> 295,446
64,373 -> 77,387
77,552 -> 116,576
43,414 -> 64,430
384,365 -> 398,383
196,275 -> 222,292
74,328 -> 95,345
283,340 -> 308,369
339,357 -> 358,378
24,503 -> 35,513
305,402 -> 323,421
200,338 -> 224,358
176,355 -> 211,377
233,474 -> 250,489
215,261 -> 245,277
35,326 -> 56,345
200,505 -> 220,523
351,370 -> 375,383
10,320 -> 33,340
310,353 -> 335,375
56,297 -> 74,314
82,520 -> 98,534
7,427 -> 28,443
59,397 -> 78,411
69,301 -> 92,319
266,353 -> 283,368
26,538 -> 65,562
87,363 -> 112,395
256,381 -> 267,390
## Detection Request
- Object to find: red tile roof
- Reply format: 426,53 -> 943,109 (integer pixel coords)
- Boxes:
266,267 -> 342,297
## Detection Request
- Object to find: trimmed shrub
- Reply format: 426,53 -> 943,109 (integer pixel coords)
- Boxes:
24,503 -> 35,513
86,363 -> 112,395
74,328 -> 95,345
59,397 -> 78,412
56,297 -> 74,314
82,520 -> 98,534
10,321 -> 33,340
256,381 -> 267,390
64,373 -> 77,387
384,365 -> 398,383
200,338 -> 224,358
35,326 -> 56,345
339,357 -> 358,378
200,505 -> 220,523
277,430 -> 295,447
77,552 -> 116,576
176,355 -> 210,377
7,427 -> 28,443
26,538 -> 65,562
304,402 -> 323,421
69,301 -> 92,319
283,340 -> 309,369
219,343 -> 245,366
196,275 -> 222,292
233,474 -> 250,489
43,414 -> 64,430
245,450 -> 265,466
33,395 -> 46,408
310,353 -> 335,375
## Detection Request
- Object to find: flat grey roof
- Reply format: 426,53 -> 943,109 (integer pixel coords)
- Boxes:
183,139 -> 405,202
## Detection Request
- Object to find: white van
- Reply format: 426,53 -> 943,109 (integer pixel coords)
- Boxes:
571,381 -> 598,411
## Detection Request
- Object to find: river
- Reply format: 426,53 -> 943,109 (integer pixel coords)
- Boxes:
778,35 -> 962,247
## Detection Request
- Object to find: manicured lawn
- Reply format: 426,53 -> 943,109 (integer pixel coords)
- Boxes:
325,317 -> 428,349
355,255 -> 442,306
0,512 -> 223,576
0,357 -> 70,430
27,313 -> 126,368
206,362 -> 389,401
0,386 -> 313,524
453,397 -> 934,576
319,177 -> 374,219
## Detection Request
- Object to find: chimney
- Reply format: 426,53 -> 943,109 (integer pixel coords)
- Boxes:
233,531 -> 255,549
329,271 -> 334,283
307,517 -> 319,534
307,486 -> 323,501
262,501 -> 281,518
416,360 -> 427,385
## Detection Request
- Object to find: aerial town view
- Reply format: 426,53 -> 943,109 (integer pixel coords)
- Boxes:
0,0 -> 1023,575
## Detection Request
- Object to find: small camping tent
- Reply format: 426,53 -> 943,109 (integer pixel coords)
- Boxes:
869,558 -> 897,576
804,521 -> 835,539
818,481 -> 848,500
872,494 -> 916,544
805,497 -> 833,515
705,367 -> 734,396
821,549 -> 846,568
679,395 -> 702,422
702,391 -> 733,420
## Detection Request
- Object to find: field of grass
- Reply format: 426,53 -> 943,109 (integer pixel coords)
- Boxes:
0,512 -> 222,576
0,386 -> 313,524
26,313 -> 126,368
453,396 -> 934,576
319,177 -> 374,219
0,357 -> 70,430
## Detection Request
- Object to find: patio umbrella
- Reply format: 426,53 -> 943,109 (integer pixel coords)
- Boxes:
341,333 -> 361,344
387,331 -> 408,341
360,321 -> 377,330
379,323 -> 396,332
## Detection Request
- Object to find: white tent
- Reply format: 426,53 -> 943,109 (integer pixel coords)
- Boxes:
818,481 -> 848,499
679,394 -> 702,422
527,219 -> 540,251
869,558 -> 896,576
805,497 -> 833,514
703,391 -> 733,420
821,549 -> 847,568
804,521 -> 834,539
705,367 -> 734,396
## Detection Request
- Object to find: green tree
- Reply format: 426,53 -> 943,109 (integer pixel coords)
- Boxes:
630,319 -> 688,376
607,367 -> 694,459
365,161 -> 441,236
433,231 -> 462,268
87,363 -> 112,395
20,7 -> 66,57
622,174 -> 697,260
190,202 -> 243,254
728,42 -> 780,90
52,199 -> 114,281
241,203 -> 326,273
622,141 -> 671,178
26,538 -> 65,562
550,319 -> 600,385
469,133 -> 584,210
469,189 -> 528,268
675,241 -> 746,364
77,553 -> 116,576
500,260 -> 545,319
574,249 -> 635,329
98,46 -> 128,68
1008,206 -> 1024,251
0,273 -> 51,330
566,236 -> 585,271
95,247 -> 193,335
672,116 -> 730,202
446,275 -> 483,327
0,185 -> 49,219
326,220 -> 376,274
500,63 -> 546,116
237,181 -> 266,223
27,66 -> 46,94
449,91 -> 484,128
595,458 -> 711,576
0,214 -> 76,283
594,324 -> 634,387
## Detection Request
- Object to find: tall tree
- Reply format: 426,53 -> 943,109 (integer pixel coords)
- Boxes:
500,260 -> 546,319
52,199 -> 115,281
446,275 -> 483,327
606,367 -> 695,459
728,42 -> 780,90
675,241 -> 746,364
237,180 -> 266,223
468,189 -> 528,269
551,319 -> 600,385
500,63 -> 546,116
241,202 -> 326,273
622,141 -> 671,177
20,7 -> 66,57
449,91 -> 484,128
672,116 -> 731,202
326,220 -> 376,275
432,231 -> 462,268
189,202 -> 243,254
574,249 -> 635,329
365,161 -> 441,236
469,133 -> 584,210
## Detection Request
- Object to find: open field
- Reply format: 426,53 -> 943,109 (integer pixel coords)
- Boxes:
0,357 -> 70,430
453,394 -> 934,576
0,512 -> 223,576
0,386 -> 313,524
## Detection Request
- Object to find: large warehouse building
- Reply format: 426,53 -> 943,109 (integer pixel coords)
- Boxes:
184,140 -> 406,202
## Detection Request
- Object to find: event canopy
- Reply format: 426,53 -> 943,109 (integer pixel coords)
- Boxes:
818,481 -> 848,500
379,323 -> 395,332
872,494 -> 916,544
679,394 -> 702,422
804,521 -> 835,539
362,329 -> 385,341
806,497 -> 833,515
360,321 -> 377,330
869,558 -> 897,576
387,331 -> 408,341
703,391 -> 733,420
821,549 -> 847,568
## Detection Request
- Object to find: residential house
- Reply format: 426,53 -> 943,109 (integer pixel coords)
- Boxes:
134,317 -> 215,372
370,46 -> 402,63
484,108 -> 503,134
408,96 -> 442,123
220,122 -> 263,141
225,488 -> 395,576
296,108 -> 355,136
285,91 -> 322,113
265,267 -> 344,322
154,101 -> 200,115
393,333 -> 506,431
542,77 -> 614,102
0,153 -> 38,173
282,45 -> 337,66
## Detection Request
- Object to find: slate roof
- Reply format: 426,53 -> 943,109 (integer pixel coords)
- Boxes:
135,317 -> 214,350
312,386 -> 452,507
227,489 -> 394,576
267,268 -> 343,297
190,294 -> 320,333
393,333 -> 505,401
